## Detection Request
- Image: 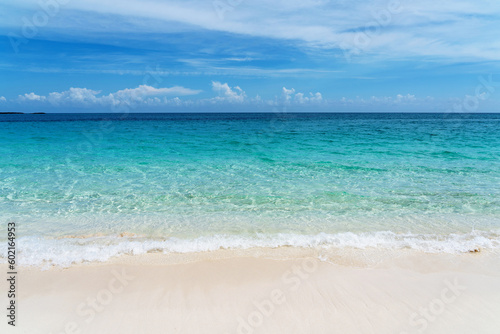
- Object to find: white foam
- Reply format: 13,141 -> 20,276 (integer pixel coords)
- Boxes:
1,230 -> 499,267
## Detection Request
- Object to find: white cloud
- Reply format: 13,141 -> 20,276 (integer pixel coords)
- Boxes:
295,92 -> 323,104
111,85 -> 201,101
368,93 -> 418,104
282,87 -> 295,102
18,92 -> 46,101
395,94 -> 416,103
0,96 -> 6,102
47,88 -> 101,106
282,87 -> 323,104
211,81 -> 246,103
15,85 -> 201,107
336,93 -> 438,110
12,82 -> 328,111
10,84 -> 456,111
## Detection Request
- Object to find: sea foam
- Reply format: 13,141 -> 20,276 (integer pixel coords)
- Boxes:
1,230 -> 499,267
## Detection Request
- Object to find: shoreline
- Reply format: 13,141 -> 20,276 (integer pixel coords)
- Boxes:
2,249 -> 499,333
4,228 -> 499,268
3,242 -> 500,269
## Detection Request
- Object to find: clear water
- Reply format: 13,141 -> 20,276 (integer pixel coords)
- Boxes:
1,113 -> 499,265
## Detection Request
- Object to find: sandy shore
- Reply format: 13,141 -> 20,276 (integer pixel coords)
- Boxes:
1,248 -> 500,334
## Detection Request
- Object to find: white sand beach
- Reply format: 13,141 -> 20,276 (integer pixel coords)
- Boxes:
2,248 -> 499,334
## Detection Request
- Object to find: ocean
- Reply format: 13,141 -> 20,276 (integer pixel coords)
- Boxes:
1,112 -> 499,266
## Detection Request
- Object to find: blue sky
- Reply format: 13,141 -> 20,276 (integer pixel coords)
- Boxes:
0,0 -> 499,112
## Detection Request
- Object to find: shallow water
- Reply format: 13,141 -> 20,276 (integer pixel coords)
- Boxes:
1,113 -> 499,265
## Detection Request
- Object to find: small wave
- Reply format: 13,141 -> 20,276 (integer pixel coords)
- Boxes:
0,230 -> 499,267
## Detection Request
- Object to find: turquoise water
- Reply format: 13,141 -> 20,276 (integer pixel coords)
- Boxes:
1,113 -> 499,265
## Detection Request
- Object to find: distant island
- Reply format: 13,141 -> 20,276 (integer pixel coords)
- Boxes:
0,112 -> 46,114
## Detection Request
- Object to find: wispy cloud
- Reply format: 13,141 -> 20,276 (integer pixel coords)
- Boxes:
11,66 -> 342,78
2,1 -> 500,112
4,0 -> 500,60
